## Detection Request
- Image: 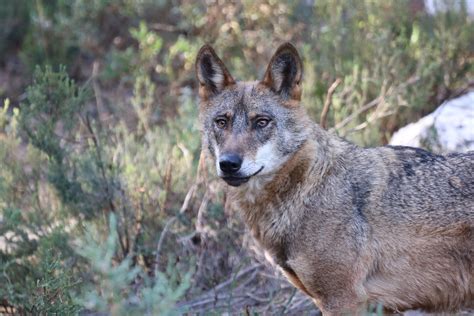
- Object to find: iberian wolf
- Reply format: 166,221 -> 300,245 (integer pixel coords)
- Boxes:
195,42 -> 473,315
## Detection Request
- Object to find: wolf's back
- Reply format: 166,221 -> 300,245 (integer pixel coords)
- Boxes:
372,146 -> 474,225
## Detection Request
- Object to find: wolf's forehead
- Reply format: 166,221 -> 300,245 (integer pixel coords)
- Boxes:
210,82 -> 270,114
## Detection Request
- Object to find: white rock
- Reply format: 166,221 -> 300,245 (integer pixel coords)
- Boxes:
425,0 -> 474,17
390,91 -> 474,153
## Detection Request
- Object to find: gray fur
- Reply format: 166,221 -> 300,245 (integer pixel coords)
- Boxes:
196,43 -> 474,315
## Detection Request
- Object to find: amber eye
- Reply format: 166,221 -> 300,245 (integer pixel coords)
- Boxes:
215,118 -> 227,129
256,118 -> 270,128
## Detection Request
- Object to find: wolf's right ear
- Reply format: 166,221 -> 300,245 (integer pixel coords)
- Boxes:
195,44 -> 235,100
261,43 -> 303,101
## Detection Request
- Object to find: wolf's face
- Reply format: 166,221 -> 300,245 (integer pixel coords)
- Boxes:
196,43 -> 310,187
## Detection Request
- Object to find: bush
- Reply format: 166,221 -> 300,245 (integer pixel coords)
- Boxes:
0,98 -> 79,314
1,64 -> 199,314
76,214 -> 191,316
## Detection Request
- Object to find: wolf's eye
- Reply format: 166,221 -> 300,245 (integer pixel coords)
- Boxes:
215,118 -> 227,129
256,118 -> 271,128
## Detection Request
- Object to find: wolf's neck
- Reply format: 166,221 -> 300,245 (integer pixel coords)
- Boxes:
230,125 -> 344,244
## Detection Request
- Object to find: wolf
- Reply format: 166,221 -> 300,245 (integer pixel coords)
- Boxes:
195,42 -> 474,315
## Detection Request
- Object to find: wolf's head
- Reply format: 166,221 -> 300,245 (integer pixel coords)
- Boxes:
195,43 -> 311,187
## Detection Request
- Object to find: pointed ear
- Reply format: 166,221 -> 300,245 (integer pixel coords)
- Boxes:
195,44 -> 235,100
261,43 -> 303,101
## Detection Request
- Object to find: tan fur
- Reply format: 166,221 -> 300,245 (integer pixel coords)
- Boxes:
230,135 -> 473,314
196,43 -> 474,315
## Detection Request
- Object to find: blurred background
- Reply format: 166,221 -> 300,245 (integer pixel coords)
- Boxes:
0,0 -> 473,314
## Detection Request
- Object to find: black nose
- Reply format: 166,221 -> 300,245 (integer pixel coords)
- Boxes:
219,154 -> 242,173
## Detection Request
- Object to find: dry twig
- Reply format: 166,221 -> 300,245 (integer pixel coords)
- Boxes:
320,78 -> 342,129
332,76 -> 420,134
91,61 -> 104,133
154,151 -> 208,272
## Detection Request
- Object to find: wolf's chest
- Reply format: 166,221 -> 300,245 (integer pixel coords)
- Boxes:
234,186 -> 301,269
257,239 -> 292,272
243,207 -> 295,270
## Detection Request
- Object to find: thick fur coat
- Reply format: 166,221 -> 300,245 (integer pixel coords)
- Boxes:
195,43 -> 474,315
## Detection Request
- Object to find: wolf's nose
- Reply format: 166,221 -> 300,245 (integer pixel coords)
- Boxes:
219,154 -> 242,173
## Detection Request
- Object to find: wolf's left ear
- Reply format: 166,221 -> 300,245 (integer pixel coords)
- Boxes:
195,44 -> 235,100
261,43 -> 303,101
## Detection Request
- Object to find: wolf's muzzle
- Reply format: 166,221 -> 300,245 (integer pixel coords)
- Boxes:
221,166 -> 264,187
219,153 -> 243,174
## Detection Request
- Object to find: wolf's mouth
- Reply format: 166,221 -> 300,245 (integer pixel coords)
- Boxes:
222,166 -> 264,187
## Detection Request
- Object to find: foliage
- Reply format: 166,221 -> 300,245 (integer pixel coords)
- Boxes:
0,0 -> 472,314
0,99 -> 79,314
76,214 -> 191,316
1,63 -> 199,314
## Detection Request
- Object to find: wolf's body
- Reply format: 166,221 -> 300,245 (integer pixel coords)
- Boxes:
195,43 -> 474,315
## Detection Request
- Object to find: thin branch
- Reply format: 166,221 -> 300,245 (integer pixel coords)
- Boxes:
332,96 -> 382,131
280,288 -> 297,315
347,110 -> 396,134
332,76 -> 419,133
154,150 -> 208,272
131,190 -> 145,265
91,61 -> 104,134
149,23 -> 188,35
319,78 -> 342,129
245,292 -> 272,303
80,113 -> 128,257
178,183 -> 198,214
178,264 -> 263,307
195,191 -> 209,234
154,216 -> 177,271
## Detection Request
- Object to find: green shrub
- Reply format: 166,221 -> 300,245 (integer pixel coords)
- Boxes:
1,64 -> 198,314
76,214 -> 191,316
0,98 -> 80,314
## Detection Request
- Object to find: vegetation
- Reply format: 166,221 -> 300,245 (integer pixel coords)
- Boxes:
0,0 -> 472,314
